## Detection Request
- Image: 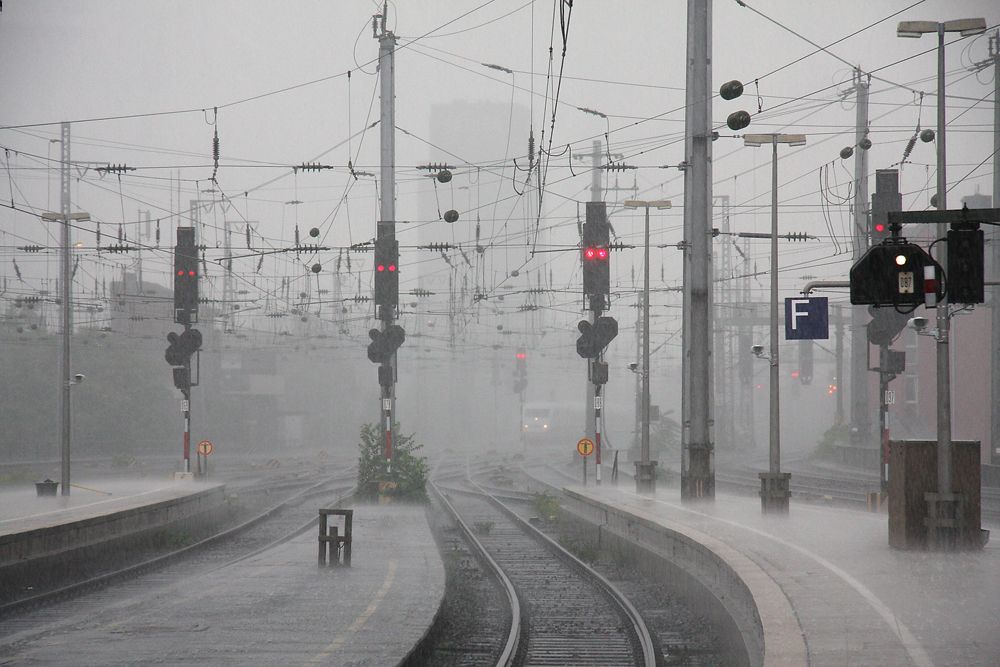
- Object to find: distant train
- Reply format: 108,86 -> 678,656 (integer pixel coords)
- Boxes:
521,402 -> 565,444
521,401 -> 631,452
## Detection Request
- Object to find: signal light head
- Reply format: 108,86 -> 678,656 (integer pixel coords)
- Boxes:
875,223 -> 885,233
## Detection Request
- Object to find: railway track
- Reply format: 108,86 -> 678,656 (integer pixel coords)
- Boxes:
429,476 -> 657,667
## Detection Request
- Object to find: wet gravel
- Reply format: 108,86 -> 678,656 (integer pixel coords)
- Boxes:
422,493 -> 737,667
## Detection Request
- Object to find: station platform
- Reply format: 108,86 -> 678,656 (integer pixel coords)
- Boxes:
0,503 -> 445,667
564,485 -> 1000,667
0,479 -> 229,599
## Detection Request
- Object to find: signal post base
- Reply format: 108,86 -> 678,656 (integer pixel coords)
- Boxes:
634,461 -> 657,494
759,472 -> 791,514
681,472 -> 715,501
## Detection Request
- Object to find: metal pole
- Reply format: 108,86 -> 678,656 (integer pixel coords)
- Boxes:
850,69 -> 872,455
835,305 -> 844,425
990,31 -> 1000,464
59,122 -> 72,497
376,6 -> 397,472
935,24 -> 953,501
681,0 -> 714,500
769,136 -> 781,478
642,204 -> 652,485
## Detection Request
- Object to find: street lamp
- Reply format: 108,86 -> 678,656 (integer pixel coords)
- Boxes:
743,133 -> 806,514
624,199 -> 671,493
42,210 -> 90,496
896,16 -> 985,547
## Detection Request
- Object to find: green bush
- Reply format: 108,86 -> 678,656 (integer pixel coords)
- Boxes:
355,422 -> 429,503
531,491 -> 561,521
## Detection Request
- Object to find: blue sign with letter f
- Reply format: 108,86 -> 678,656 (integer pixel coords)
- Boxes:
785,297 -> 828,340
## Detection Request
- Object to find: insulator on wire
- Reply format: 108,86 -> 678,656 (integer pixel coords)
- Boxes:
902,134 -> 917,161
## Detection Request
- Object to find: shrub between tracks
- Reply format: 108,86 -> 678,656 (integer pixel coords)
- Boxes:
355,422 -> 430,503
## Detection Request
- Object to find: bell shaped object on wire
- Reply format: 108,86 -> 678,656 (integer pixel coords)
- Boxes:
719,80 -> 744,100
920,129 -> 935,143
311,263 -> 322,273
443,210 -> 459,223
840,146 -> 854,160
859,138 -> 872,150
727,110 -> 751,131
437,169 -> 452,183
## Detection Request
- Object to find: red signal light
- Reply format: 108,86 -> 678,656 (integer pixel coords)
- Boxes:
874,223 -> 885,232
597,248 -> 607,259
388,264 -> 396,272
377,264 -> 385,272
516,352 -> 526,359
585,248 -> 596,259
188,270 -> 195,276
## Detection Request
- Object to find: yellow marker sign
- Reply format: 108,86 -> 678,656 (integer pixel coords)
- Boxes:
577,438 -> 595,456
197,440 -> 213,456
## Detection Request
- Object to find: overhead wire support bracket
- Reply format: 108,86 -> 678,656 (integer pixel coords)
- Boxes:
296,162 -> 336,173
96,164 -> 135,175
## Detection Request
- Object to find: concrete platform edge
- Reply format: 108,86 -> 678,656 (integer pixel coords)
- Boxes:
0,484 -> 228,597
562,488 -> 808,667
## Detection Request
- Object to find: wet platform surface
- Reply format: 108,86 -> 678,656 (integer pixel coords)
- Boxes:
573,486 -> 1000,667
0,503 -> 445,666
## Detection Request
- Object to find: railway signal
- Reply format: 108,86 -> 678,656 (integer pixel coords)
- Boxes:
165,328 -> 202,367
870,169 -> 901,247
513,348 -> 528,394
849,241 -> 939,308
946,222 -> 984,304
367,324 -> 405,364
173,227 -> 199,325
576,316 -> 618,358
374,236 -> 399,308
866,306 -> 909,347
582,202 -> 610,313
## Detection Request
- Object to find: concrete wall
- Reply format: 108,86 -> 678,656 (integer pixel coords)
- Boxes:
561,489 -> 809,667
0,484 -> 228,597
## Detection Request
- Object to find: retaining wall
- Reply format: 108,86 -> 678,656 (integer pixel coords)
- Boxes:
0,483 -> 228,597
561,489 -> 808,667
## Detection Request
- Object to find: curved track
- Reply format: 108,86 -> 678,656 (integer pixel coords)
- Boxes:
430,475 -> 656,667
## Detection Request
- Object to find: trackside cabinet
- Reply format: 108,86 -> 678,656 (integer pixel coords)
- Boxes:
888,439 -> 982,550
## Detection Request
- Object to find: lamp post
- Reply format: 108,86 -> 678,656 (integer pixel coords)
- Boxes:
743,133 -> 806,513
42,209 -> 90,497
897,17 -> 986,547
624,199 -> 671,493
